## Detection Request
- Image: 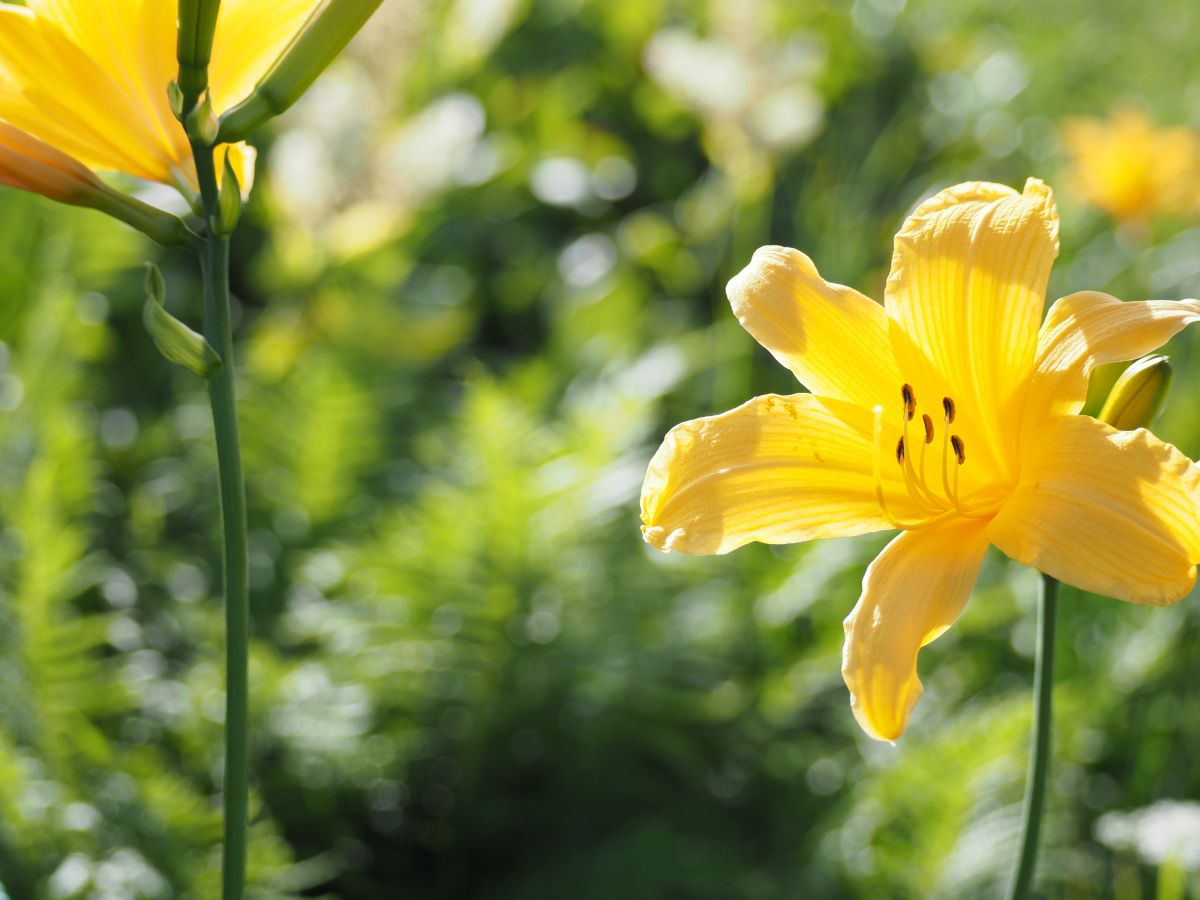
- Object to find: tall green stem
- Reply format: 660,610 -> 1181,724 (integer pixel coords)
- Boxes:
1006,572 -> 1059,900
193,143 -> 249,900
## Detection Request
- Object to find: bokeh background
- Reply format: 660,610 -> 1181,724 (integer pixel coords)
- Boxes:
3,0 -> 1200,897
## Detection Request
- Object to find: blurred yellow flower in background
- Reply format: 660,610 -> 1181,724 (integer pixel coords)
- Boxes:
0,0 -> 319,199
1061,107 -> 1200,222
641,179 -> 1200,742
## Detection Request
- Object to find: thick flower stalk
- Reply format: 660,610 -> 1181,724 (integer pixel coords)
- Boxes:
0,2 -> 385,897
641,178 -> 1200,741
0,0 -> 319,200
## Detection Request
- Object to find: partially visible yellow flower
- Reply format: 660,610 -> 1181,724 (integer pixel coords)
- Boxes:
0,120 -> 190,244
1062,108 -> 1200,222
641,178 -> 1200,741
0,0 -> 319,198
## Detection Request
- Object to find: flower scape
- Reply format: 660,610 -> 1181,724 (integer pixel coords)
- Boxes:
640,178 -> 1200,742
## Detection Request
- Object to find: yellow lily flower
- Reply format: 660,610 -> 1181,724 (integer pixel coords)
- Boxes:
0,0 -> 319,197
0,120 -> 192,244
641,179 -> 1200,742
1061,108 -> 1200,222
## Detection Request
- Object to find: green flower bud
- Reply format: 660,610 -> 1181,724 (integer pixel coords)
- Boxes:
217,0 -> 384,143
185,92 -> 220,147
214,154 -> 242,236
176,0 -> 221,107
143,263 -> 222,378
1098,355 -> 1173,430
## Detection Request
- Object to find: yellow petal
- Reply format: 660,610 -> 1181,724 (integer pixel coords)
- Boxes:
218,142 -> 257,200
990,415 -> 1200,605
0,0 -> 317,192
726,246 -> 902,410
209,0 -> 322,114
1022,290 -> 1200,438
641,393 -> 910,555
0,3 -> 177,182
884,179 -> 1059,479
842,515 -> 990,742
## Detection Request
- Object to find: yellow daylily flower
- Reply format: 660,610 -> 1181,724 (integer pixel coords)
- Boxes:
1061,108 -> 1200,222
641,178 -> 1200,742
0,0 -> 318,197
0,120 -> 192,244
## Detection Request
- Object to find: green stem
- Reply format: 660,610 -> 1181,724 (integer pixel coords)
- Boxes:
1006,572 -> 1059,900
193,141 -> 249,900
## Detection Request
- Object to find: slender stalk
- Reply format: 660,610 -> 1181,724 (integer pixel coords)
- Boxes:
1006,572 -> 1059,900
192,142 -> 249,900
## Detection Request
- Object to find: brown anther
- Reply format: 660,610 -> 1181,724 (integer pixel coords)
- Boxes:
950,435 -> 966,465
901,384 -> 916,420
922,413 -> 934,444
896,436 -> 906,465
942,396 -> 956,424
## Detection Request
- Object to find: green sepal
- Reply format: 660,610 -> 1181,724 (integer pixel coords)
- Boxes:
167,80 -> 186,120
1098,355 -> 1173,430
142,263 -> 222,378
215,154 -> 242,236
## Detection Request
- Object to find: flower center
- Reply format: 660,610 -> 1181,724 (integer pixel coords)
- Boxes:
871,383 -> 991,529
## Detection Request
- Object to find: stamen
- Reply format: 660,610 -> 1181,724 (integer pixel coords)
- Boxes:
872,406 -> 910,530
940,417 -> 953,502
900,394 -> 940,507
871,406 -> 965,531
942,396 -> 956,424
943,433 -> 967,512
921,414 -> 934,444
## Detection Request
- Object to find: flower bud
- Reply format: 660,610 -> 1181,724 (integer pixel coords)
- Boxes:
217,0 -> 384,142
1098,355 -> 1173,430
185,92 -> 220,146
176,0 -> 221,107
142,263 -> 222,378
214,153 -> 242,236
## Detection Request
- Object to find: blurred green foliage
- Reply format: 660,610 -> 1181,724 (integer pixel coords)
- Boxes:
3,0 -> 1200,897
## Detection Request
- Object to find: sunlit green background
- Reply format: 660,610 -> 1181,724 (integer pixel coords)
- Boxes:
3,0 -> 1200,897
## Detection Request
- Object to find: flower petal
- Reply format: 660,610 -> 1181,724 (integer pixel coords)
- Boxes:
641,393 -> 908,555
0,3 -> 175,181
842,515 -> 990,742
884,179 -> 1059,478
990,415 -> 1200,605
0,0 -> 318,191
726,246 -> 902,410
1022,290 -> 1200,436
